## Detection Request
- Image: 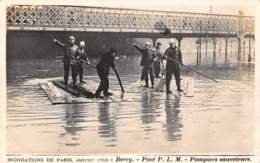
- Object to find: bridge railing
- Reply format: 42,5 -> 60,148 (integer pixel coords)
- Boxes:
6,5 -> 254,35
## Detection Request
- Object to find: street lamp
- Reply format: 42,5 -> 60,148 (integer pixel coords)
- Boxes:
196,39 -> 200,68
248,32 -> 252,62
243,41 -> 245,60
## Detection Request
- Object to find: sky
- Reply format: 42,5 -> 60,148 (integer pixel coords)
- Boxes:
5,0 -> 256,16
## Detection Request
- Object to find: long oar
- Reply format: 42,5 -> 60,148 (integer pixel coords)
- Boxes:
113,68 -> 125,93
147,48 -> 218,83
77,58 -> 113,75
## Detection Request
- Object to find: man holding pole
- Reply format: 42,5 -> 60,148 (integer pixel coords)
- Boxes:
163,38 -> 184,94
133,41 -> 156,88
53,36 -> 79,87
94,48 -> 117,98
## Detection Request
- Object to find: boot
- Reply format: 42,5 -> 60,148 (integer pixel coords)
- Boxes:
106,92 -> 113,96
73,83 -> 78,87
95,87 -> 102,98
144,79 -> 149,87
177,88 -> 184,92
151,77 -> 154,88
166,84 -> 172,94
176,81 -> 183,92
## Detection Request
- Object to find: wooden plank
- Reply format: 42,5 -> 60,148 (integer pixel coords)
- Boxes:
52,80 -> 80,97
80,81 -> 97,93
40,84 -> 65,104
46,82 -> 63,98
42,79 -> 142,104
41,82 -> 119,104
66,82 -> 94,98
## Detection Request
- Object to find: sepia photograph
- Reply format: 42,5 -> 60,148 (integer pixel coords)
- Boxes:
1,0 -> 260,162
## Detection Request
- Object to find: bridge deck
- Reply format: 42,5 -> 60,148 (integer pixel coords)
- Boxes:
6,5 -> 254,36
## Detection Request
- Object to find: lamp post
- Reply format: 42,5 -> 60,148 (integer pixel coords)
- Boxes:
196,39 -> 200,69
243,41 -> 245,61
248,34 -> 251,62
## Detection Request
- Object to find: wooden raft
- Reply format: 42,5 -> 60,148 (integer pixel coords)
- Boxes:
40,80 -> 136,105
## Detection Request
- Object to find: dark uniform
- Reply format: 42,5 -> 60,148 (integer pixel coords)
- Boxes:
134,45 -> 155,87
95,48 -> 116,97
54,40 -> 79,86
164,46 -> 183,92
77,48 -> 89,83
152,46 -> 162,78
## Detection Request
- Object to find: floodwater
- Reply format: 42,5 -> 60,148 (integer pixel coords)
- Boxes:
6,50 -> 255,154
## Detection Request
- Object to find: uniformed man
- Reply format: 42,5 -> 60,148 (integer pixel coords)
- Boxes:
77,41 -> 90,84
163,38 -> 184,94
53,36 -> 79,87
95,48 -> 117,98
133,41 -> 156,88
152,42 -> 162,78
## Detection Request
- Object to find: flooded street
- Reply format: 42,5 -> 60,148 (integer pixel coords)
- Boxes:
6,51 -> 255,154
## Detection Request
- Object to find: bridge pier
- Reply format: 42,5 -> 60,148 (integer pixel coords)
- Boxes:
176,37 -> 183,48
213,37 -> 216,58
230,39 -> 233,56
248,38 -> 251,62
151,38 -> 158,47
237,36 -> 243,60
205,35 -> 208,59
225,38 -> 228,58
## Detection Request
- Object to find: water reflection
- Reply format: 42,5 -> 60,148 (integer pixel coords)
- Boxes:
98,103 -> 117,147
141,92 -> 157,124
6,50 -> 255,153
63,104 -> 86,136
164,94 -> 183,141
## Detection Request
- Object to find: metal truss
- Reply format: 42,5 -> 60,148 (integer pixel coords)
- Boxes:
6,5 -> 254,35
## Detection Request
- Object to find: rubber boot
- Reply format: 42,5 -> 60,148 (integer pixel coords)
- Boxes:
166,84 -> 172,94
95,87 -> 102,98
144,78 -> 149,87
176,81 -> 183,92
151,77 -> 154,88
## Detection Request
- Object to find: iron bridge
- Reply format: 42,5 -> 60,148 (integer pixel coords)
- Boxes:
6,5 -> 254,37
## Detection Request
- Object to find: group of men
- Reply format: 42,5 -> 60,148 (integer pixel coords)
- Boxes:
134,38 -> 184,94
53,36 -> 90,86
54,36 -> 183,98
53,36 -> 116,98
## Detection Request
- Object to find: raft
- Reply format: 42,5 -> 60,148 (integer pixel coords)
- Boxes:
40,79 -> 135,105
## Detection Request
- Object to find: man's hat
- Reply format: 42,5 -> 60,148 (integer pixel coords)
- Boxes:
80,41 -> 85,46
109,48 -> 117,53
145,41 -> 151,45
69,36 -> 75,40
169,38 -> 175,44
